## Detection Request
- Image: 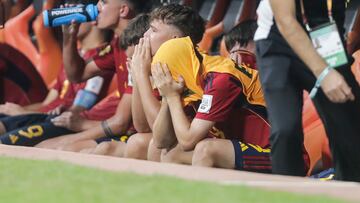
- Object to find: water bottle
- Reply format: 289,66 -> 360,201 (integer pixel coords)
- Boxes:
43,4 -> 98,27
74,76 -> 104,109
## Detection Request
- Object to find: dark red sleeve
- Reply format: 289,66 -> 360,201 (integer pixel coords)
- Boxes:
195,73 -> 242,122
93,49 -> 115,72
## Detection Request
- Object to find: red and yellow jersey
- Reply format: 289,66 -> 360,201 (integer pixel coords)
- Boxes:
93,37 -> 132,96
152,37 -> 265,107
39,44 -> 114,113
152,37 -> 268,148
81,91 -> 120,121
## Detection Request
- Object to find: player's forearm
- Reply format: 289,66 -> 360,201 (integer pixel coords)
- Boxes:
152,98 -> 177,149
137,73 -> 161,128
63,39 -> 87,83
131,86 -> 151,133
270,0 -> 327,76
76,124 -> 106,140
166,95 -> 194,150
23,103 -> 42,111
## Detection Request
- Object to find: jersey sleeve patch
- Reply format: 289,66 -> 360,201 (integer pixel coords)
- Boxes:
198,94 -> 213,114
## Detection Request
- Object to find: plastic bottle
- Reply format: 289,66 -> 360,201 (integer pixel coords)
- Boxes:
43,4 -> 98,27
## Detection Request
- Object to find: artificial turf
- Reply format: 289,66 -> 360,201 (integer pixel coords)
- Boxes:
0,157 -> 348,203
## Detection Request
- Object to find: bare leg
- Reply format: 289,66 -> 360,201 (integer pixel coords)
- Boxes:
147,138 -> 161,162
161,144 -> 193,165
91,141 -> 126,157
61,140 -> 97,152
0,122 -> 6,134
124,133 -> 152,160
192,138 -> 235,169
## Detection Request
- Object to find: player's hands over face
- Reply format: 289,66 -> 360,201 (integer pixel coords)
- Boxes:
0,102 -> 25,116
320,69 -> 355,103
131,37 -> 152,82
151,62 -> 184,98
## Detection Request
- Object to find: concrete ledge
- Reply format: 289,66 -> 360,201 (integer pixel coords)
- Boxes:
1,144 -> 359,202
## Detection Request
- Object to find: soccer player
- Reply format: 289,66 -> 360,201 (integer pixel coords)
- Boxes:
128,4 -> 272,172
0,22 -> 113,146
36,0 -> 151,150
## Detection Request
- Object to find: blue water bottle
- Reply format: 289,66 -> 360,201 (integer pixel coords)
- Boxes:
43,4 -> 98,27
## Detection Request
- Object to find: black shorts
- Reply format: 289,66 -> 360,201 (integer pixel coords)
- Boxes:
0,121 -> 74,146
231,140 -> 272,173
95,134 -> 130,144
0,114 -> 51,132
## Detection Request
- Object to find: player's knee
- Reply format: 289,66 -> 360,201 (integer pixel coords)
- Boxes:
192,139 -> 217,167
125,134 -> 149,159
92,142 -> 111,155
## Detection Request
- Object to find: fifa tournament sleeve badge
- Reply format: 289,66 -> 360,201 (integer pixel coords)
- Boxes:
198,94 -> 213,114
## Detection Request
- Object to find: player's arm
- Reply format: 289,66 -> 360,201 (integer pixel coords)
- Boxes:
0,88 -> 60,116
152,63 -> 214,151
81,93 -> 132,140
166,95 -> 214,151
152,98 -> 177,149
131,84 -> 151,132
132,37 -> 161,129
269,0 -> 354,103
52,94 -> 132,140
62,22 -> 102,83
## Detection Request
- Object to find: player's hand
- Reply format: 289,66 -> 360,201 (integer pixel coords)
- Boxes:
51,111 -> 87,132
151,62 -> 184,98
320,69 -> 355,103
47,105 -> 65,116
61,4 -> 80,44
0,102 -> 25,116
131,37 -> 152,82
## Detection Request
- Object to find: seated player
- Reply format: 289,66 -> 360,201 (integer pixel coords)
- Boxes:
0,22 -> 114,146
46,14 -> 152,155
35,1 -> 151,150
224,19 -> 258,70
146,4 -> 272,172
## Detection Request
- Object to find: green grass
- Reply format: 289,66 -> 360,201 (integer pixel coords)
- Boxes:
0,157 -> 347,203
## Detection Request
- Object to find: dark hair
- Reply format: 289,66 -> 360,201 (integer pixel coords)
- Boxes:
119,13 -> 150,49
224,19 -> 258,51
125,0 -> 152,15
150,4 -> 205,44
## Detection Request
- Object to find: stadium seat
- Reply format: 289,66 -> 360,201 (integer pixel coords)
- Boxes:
32,0 -> 62,86
199,0 -> 260,53
0,43 -> 48,105
302,95 -> 332,175
3,5 -> 38,67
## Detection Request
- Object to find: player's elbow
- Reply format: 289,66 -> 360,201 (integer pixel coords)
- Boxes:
276,16 -> 298,36
178,138 -> 197,152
